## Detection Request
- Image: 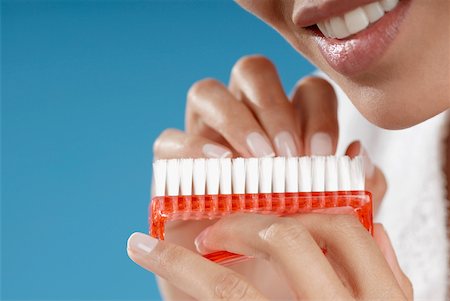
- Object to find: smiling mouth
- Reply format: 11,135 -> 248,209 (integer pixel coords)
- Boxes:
297,0 -> 411,76
308,0 -> 401,39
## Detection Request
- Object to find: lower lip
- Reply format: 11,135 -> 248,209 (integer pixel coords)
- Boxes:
312,0 -> 412,76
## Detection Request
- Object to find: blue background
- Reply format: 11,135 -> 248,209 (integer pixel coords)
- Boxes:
1,0 -> 314,300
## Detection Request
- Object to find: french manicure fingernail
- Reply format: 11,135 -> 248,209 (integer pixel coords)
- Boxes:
310,132 -> 333,155
359,144 -> 375,179
202,144 -> 232,158
246,132 -> 275,157
127,232 -> 158,255
194,228 -> 212,254
274,131 -> 298,157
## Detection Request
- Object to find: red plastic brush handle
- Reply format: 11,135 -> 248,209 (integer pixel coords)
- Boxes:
149,191 -> 372,265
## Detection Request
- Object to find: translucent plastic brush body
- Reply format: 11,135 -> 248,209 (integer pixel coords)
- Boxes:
149,156 -> 373,265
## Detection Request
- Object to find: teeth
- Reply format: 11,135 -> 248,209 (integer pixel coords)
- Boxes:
345,7 -> 370,35
380,0 -> 399,11
329,16 -> 350,39
317,22 -> 329,38
364,2 -> 385,23
324,20 -> 335,38
316,0 -> 400,39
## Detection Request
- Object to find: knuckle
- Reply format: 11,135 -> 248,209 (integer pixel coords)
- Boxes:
214,272 -> 252,300
153,128 -> 180,155
298,76 -> 335,93
260,219 -> 309,248
257,98 -> 293,116
326,214 -> 364,238
294,76 -> 337,110
232,55 -> 275,78
331,214 -> 361,230
187,78 -> 221,102
183,134 -> 199,148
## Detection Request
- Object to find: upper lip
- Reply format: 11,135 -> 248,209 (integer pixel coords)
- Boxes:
292,0 -> 379,27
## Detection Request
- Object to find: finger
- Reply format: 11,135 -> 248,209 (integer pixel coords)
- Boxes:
153,128 -> 233,160
345,140 -> 387,212
195,214 -> 352,300
229,55 -> 301,156
373,224 -> 414,300
186,78 -> 275,157
127,232 -> 267,301
152,129 -> 228,232
195,213 -> 405,300
157,276 -> 196,301
291,76 -> 339,155
185,108 -> 230,148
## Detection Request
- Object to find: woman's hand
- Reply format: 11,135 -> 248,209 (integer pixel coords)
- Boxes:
128,216 -> 412,300
142,55 -> 393,300
154,55 -> 386,209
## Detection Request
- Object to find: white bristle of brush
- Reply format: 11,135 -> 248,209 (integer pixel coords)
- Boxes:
153,159 -> 167,197
273,157 -> 286,193
285,157 -> 298,193
219,158 -> 232,194
338,156 -> 351,191
311,156 -> 325,192
259,157 -> 273,193
180,159 -> 193,195
153,155 -> 365,196
325,156 -> 338,191
245,158 -> 259,193
193,159 -> 206,195
298,156 -> 312,192
206,159 -> 220,194
232,158 -> 245,194
166,159 -> 180,196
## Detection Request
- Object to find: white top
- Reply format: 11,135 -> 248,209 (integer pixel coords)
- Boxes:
319,72 -> 449,300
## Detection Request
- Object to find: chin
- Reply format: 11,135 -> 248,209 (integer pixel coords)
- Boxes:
346,87 -> 449,130
363,110 -> 427,130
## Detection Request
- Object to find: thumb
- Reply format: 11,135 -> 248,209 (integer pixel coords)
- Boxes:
373,224 -> 414,300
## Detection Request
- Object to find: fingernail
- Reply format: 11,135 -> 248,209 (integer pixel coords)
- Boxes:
202,144 -> 232,158
194,228 -> 212,254
310,132 -> 333,155
273,131 -> 298,157
127,232 -> 158,255
246,132 -> 275,157
359,143 -> 375,179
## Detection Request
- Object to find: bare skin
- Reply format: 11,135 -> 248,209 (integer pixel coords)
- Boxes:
127,0 -> 449,299
129,57 -> 407,300
236,0 -> 450,129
